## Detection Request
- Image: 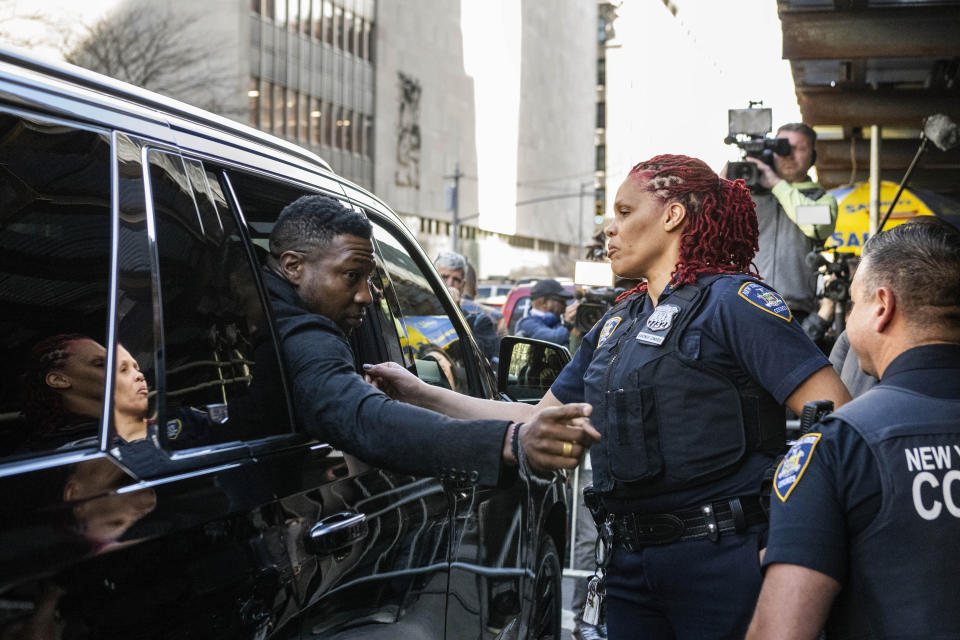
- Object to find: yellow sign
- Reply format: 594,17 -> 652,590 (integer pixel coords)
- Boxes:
825,181 -> 934,255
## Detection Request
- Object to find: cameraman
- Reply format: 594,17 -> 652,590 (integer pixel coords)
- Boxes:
515,279 -> 578,349
722,123 -> 838,321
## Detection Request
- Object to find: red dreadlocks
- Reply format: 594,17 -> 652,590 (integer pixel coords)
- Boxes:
615,154 -> 759,302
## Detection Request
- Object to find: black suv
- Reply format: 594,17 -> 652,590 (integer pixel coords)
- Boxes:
0,49 -> 568,639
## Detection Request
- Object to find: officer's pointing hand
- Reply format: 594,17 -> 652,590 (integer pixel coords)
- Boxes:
520,403 -> 599,474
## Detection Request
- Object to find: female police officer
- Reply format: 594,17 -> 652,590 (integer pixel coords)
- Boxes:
365,154 -> 851,639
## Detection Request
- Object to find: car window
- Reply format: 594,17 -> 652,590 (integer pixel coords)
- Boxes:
0,112 -> 112,460
142,150 -> 292,448
370,223 -> 473,394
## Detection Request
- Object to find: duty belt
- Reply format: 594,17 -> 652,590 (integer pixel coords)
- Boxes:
606,496 -> 767,550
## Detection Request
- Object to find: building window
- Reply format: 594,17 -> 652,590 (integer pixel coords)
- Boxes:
333,5 -> 343,49
320,102 -> 336,147
596,101 -> 605,130
362,19 -> 372,60
323,0 -> 333,44
286,90 -> 297,140
298,93 -> 308,143
343,108 -> 353,151
312,0 -> 322,39
275,0 -> 286,26
309,97 -> 321,145
287,0 -> 299,31
597,56 -> 606,86
335,105 -> 345,149
595,143 -> 606,172
248,77 -> 260,128
300,0 -> 311,34
260,79 -> 271,132
272,83 -> 283,134
344,8 -> 354,54
363,114 -> 373,157
251,0 -> 261,14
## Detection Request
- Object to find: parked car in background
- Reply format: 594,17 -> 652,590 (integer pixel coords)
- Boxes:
0,49 -> 567,640
475,283 -> 513,312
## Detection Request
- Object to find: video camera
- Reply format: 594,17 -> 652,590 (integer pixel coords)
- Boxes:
724,103 -> 790,192
573,287 -> 624,334
805,248 -> 856,303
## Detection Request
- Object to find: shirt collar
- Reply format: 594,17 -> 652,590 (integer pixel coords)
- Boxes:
880,343 -> 960,391
529,307 -> 554,319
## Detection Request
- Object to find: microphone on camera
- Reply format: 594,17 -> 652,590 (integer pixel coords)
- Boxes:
923,114 -> 960,152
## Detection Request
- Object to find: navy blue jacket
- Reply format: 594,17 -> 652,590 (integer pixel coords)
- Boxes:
460,295 -> 501,360
553,273 -> 829,512
516,311 -> 570,348
263,270 -> 511,485
765,343 -> 960,638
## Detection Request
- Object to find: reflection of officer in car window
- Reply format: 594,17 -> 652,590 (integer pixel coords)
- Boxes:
19,334 -> 107,452
262,194 -> 596,482
19,335 -> 221,457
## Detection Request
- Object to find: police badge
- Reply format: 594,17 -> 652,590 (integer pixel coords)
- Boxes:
646,304 -> 681,331
636,304 -> 681,346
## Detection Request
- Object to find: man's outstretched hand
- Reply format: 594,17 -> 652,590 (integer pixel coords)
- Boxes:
515,403 -> 600,474
363,361 -> 429,406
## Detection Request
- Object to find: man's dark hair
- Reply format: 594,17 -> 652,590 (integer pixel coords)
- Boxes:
269,195 -> 372,256
777,122 -> 816,147
860,217 -> 960,328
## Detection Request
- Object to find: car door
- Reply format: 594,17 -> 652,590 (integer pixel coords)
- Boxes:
355,219 -> 534,639
223,172 -> 454,639
0,112 -> 301,639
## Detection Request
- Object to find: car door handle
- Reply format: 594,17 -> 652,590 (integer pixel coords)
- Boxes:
305,512 -> 368,554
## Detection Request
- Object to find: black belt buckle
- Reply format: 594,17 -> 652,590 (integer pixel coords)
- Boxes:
628,513 -> 685,545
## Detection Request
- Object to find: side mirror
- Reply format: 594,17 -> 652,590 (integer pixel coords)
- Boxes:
497,336 -> 571,404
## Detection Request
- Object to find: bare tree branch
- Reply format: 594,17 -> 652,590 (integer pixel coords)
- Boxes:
64,1 -> 243,118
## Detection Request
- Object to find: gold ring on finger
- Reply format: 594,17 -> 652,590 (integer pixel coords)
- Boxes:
562,441 -> 573,458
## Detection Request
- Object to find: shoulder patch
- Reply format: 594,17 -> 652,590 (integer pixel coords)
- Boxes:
597,316 -> 622,347
166,417 -> 183,440
774,433 -> 821,502
738,282 -> 793,322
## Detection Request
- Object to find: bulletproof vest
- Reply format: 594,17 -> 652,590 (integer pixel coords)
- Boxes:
753,188 -> 823,315
824,385 -> 960,639
588,276 -> 785,496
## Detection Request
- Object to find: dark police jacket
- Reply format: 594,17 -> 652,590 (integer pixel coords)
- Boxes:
830,384 -> 960,638
764,344 -> 960,639
552,273 -> 830,511
263,270 -> 511,486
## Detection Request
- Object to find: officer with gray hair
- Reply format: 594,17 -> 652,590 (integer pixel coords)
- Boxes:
747,217 -> 960,639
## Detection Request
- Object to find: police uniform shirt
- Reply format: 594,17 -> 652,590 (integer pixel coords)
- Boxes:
762,343 -> 960,582
552,273 -> 830,512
